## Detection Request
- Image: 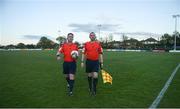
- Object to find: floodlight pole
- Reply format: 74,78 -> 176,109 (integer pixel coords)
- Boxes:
172,14 -> 180,50
58,30 -> 61,37
97,24 -> 101,40
58,30 -> 61,45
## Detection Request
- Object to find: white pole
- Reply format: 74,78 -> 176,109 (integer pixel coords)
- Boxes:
172,15 -> 180,50
97,24 -> 101,40
58,30 -> 61,44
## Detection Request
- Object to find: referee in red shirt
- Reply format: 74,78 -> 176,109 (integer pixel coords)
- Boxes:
81,32 -> 103,96
57,33 -> 78,96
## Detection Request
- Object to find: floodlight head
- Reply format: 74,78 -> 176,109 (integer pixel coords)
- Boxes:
97,24 -> 102,27
173,14 -> 180,18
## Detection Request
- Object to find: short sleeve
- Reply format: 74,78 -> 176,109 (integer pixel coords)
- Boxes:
75,44 -> 78,51
58,44 -> 64,53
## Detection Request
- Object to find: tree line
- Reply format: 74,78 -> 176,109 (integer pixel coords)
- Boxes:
100,33 -> 180,50
0,36 -> 58,49
0,33 -> 180,50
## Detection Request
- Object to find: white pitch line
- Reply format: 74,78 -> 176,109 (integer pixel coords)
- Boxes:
149,63 -> 180,109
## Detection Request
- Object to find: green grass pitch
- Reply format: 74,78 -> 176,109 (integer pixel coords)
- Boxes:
0,50 -> 180,108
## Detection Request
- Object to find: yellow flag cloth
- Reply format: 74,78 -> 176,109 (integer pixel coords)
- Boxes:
101,69 -> 113,84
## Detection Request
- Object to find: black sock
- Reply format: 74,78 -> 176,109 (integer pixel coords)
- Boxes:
66,77 -> 70,85
88,77 -> 92,91
93,78 -> 98,93
69,80 -> 74,92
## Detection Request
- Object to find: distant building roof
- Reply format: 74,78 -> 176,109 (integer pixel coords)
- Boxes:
144,37 -> 158,42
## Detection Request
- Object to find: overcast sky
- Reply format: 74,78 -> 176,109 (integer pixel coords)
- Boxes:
0,0 -> 180,45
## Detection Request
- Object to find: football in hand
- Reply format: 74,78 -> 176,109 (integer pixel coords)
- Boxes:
71,50 -> 79,59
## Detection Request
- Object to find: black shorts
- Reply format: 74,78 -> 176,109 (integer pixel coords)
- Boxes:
86,59 -> 99,73
63,61 -> 76,74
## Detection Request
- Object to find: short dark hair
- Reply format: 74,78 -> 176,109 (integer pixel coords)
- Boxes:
67,33 -> 74,37
89,32 -> 95,36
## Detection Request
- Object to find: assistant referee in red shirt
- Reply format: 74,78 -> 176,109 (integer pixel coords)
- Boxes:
81,32 -> 103,96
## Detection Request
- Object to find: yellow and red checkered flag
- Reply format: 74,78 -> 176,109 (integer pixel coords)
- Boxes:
101,69 -> 113,84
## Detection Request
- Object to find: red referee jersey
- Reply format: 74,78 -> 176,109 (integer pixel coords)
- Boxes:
83,41 -> 103,60
58,42 -> 78,62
